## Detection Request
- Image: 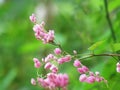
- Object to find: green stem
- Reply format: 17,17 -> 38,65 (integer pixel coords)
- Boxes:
78,53 -> 120,62
104,0 -> 116,42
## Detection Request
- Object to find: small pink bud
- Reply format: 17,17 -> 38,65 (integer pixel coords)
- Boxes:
44,62 -> 52,69
29,13 -> 36,23
73,50 -> 77,54
33,58 -> 41,68
64,55 -> 71,62
73,59 -> 81,67
82,66 -> 89,73
33,58 -> 39,63
40,21 -> 45,27
89,72 -> 94,76
31,78 -> 36,85
85,76 -> 95,84
50,65 -> 58,73
54,48 -> 62,55
95,77 -> 102,82
117,62 -> 120,67
116,67 -> 120,73
34,61 -> 41,68
95,71 -> 100,76
37,77 -> 44,84
79,74 -> 87,82
58,58 -> 65,64
77,68 -> 84,74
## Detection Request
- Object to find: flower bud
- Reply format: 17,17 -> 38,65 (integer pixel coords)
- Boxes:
31,78 -> 36,85
54,48 -> 62,55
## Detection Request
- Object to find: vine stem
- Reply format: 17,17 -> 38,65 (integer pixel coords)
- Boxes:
104,0 -> 120,60
104,0 -> 116,42
77,53 -> 120,62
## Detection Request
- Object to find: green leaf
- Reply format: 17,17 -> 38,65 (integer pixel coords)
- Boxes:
113,43 -> 120,51
109,0 -> 120,12
88,40 -> 106,51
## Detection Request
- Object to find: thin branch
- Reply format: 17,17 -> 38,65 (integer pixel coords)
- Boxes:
78,53 -> 120,62
104,0 -> 117,42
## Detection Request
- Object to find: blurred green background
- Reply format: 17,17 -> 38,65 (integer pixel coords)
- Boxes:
0,0 -> 120,90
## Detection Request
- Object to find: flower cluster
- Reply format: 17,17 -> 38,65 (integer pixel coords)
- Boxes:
73,60 -> 107,84
29,14 -> 55,44
116,62 -> 120,73
31,73 -> 68,90
31,47 -> 70,90
29,13 -> 116,89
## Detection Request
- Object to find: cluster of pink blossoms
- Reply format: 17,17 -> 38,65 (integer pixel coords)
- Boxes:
31,73 -> 68,90
73,60 -> 107,84
29,13 -> 110,90
30,14 -> 55,44
31,47 -> 70,90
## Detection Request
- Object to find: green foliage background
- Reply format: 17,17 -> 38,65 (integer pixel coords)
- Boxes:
0,0 -> 120,90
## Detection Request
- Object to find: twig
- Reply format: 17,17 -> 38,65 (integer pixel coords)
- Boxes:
104,0 -> 116,42
78,53 -> 120,62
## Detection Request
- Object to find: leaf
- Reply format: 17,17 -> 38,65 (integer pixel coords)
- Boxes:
113,43 -> 120,51
88,40 -> 106,51
109,0 -> 120,12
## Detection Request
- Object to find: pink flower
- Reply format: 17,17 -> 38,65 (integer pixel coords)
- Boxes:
33,58 -> 41,68
50,65 -> 58,73
33,58 -> 39,63
34,62 -> 41,68
32,21 -> 55,44
36,73 -> 69,89
117,62 -> 120,67
33,24 -> 44,32
85,76 -> 95,84
82,66 -> 89,73
116,62 -> 120,73
54,48 -> 62,55
89,72 -> 94,76
44,62 -> 52,69
95,77 -> 103,82
46,30 -> 55,43
57,55 -> 71,64
29,13 -> 36,23
73,59 -> 81,67
58,58 -> 65,64
116,67 -> 120,72
37,77 -> 43,84
77,68 -> 84,74
56,74 -> 69,87
31,78 -> 36,85
79,74 -> 87,82
45,54 -> 54,62
64,55 -> 71,62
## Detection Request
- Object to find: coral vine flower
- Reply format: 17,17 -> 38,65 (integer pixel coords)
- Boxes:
30,13 -> 55,44
79,74 -> 87,82
29,13 -> 36,23
31,78 -> 36,85
73,59 -> 81,67
33,58 -> 41,68
37,73 -> 69,89
58,55 -> 71,64
54,48 -> 62,55
85,76 -> 96,83
44,62 -> 52,69
116,62 -> 120,73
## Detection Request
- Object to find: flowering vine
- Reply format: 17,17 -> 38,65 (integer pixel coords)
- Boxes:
29,13 -> 120,90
